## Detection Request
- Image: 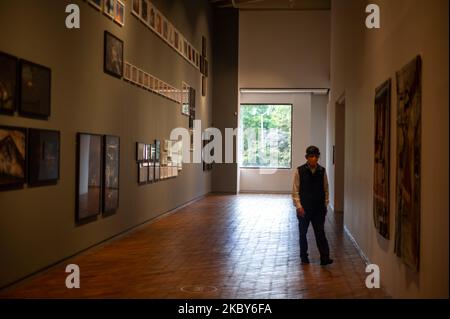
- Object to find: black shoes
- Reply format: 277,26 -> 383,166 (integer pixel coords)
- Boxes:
320,258 -> 334,266
301,258 -> 310,265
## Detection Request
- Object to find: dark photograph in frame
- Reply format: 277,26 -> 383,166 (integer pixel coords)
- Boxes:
88,0 -> 103,11
28,129 -> 60,187
0,125 -> 27,190
103,135 -> 120,213
138,162 -> 148,185
373,79 -> 391,239
0,51 -> 18,115
394,55 -> 422,272
104,31 -> 124,79
76,133 -> 102,222
19,59 -> 51,119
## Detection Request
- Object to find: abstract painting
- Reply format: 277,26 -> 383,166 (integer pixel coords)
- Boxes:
28,129 -> 60,186
0,125 -> 26,190
104,31 -> 123,79
373,79 -> 391,239
394,55 -> 422,271
0,52 -> 18,115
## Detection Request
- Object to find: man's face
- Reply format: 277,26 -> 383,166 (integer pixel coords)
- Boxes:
307,155 -> 319,167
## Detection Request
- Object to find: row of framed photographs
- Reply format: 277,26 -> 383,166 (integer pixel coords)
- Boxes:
0,51 -> 51,119
124,61 -> 186,104
131,0 -> 201,70
0,125 -> 60,191
138,163 -> 178,184
86,0 -> 125,26
76,133 -> 120,222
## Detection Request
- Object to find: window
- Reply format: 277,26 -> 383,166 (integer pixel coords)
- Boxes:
240,104 -> 292,169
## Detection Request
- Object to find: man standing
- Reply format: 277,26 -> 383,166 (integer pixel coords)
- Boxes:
292,146 -> 333,266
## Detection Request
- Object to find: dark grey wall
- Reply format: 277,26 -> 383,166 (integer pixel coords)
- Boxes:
0,0 -> 213,288
211,8 -> 239,193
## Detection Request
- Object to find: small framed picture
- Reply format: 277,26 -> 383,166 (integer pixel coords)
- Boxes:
19,59 -> 51,119
174,30 -> 179,50
162,18 -> 169,41
202,75 -> 206,97
28,129 -> 60,187
103,135 -> 120,213
204,59 -> 209,77
124,62 -> 131,81
131,0 -> 140,18
0,125 -> 27,190
153,78 -> 159,93
131,65 -> 138,84
103,0 -> 115,19
149,4 -> 156,29
136,142 -> 147,161
202,36 -> 207,57
104,31 -> 123,79
76,133 -> 102,222
188,44 -> 192,61
114,0 -> 125,26
154,163 -> 160,181
183,40 -> 188,57
0,51 -> 18,115
143,72 -> 149,89
88,0 -> 103,10
138,69 -> 144,87
155,11 -> 162,34
148,76 -> 154,91
140,0 -> 149,25
148,163 -> 154,183
138,162 -> 148,185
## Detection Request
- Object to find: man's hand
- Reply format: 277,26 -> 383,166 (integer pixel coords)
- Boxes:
296,207 -> 305,218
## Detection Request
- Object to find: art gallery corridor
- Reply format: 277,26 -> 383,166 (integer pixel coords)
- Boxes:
0,194 -> 388,299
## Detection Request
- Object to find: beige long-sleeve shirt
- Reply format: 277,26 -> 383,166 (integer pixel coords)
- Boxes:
292,165 -> 329,210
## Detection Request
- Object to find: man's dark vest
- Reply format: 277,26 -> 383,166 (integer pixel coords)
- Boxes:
298,164 -> 326,212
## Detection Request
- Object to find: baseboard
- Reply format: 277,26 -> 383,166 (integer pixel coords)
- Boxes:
344,225 -> 371,266
238,190 -> 290,194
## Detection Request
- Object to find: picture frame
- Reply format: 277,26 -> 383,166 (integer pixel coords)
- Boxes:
114,0 -> 125,26
143,72 -> 149,89
138,69 -> 144,87
149,4 -> 156,29
131,0 -> 140,18
104,31 -> 123,79
103,135 -> 120,213
162,18 -> 169,41
202,36 -> 207,57
202,75 -> 206,97
124,62 -> 131,81
131,65 -> 138,83
138,162 -> 148,185
181,82 -> 190,116
0,125 -> 27,190
19,59 -> 51,119
28,129 -> 60,187
140,0 -> 149,25
76,133 -> 102,222
136,142 -> 147,161
88,0 -> 103,11
148,162 -> 154,183
155,11 -> 162,35
0,51 -> 18,115
103,0 -> 115,19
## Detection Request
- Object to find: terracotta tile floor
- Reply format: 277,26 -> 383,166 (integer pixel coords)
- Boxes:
0,194 -> 389,299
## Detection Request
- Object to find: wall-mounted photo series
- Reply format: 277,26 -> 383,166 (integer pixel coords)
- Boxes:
86,0 -> 125,27
130,0 -> 201,70
123,61 -> 182,104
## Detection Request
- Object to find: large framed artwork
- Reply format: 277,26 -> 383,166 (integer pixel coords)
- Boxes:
76,133 -> 102,222
0,51 -> 18,115
373,79 -> 391,239
19,59 -> 51,119
103,135 -> 120,213
104,31 -> 124,79
394,55 -> 422,272
28,129 -> 60,187
0,125 -> 27,190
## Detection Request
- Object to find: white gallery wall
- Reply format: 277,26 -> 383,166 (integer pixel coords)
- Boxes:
328,0 -> 448,298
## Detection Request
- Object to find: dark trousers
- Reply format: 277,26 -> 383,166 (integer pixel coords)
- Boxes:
298,211 -> 330,261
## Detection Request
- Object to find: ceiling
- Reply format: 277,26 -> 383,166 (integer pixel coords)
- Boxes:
209,0 -> 331,10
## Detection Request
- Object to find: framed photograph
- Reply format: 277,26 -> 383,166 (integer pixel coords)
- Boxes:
154,139 -> 160,163
181,82 -> 190,116
28,129 -> 60,186
103,135 -> 120,213
202,75 -> 206,97
131,65 -> 138,83
0,51 -> 18,115
204,59 -> 209,77
162,18 -> 169,41
138,69 -> 144,86
149,4 -> 156,29
114,0 -> 125,26
183,40 -> 188,58
174,30 -> 179,50
150,143 -> 156,163
103,0 -> 115,19
76,133 -> 102,222
143,72 -> 149,89
131,0 -> 140,17
104,31 -> 123,79
188,44 -> 192,61
200,55 -> 205,74
0,125 -> 27,190
155,11 -> 162,34
138,162 -> 148,185
148,162 -> 154,183
88,0 -> 103,10
154,163 -> 160,181
149,76 -> 154,91
136,142 -> 147,161
140,0 -> 149,25
124,62 -> 131,81
19,59 -> 51,119
202,36 -> 207,57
